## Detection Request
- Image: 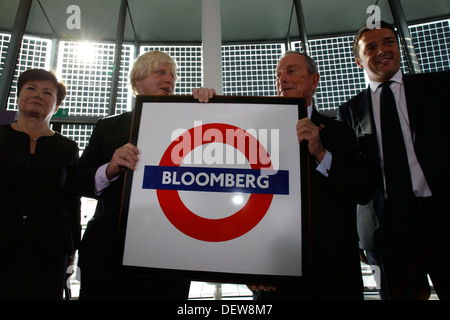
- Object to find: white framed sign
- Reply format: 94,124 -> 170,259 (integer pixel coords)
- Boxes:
115,95 -> 311,287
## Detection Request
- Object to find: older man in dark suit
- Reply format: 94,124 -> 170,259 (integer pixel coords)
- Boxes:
338,22 -> 450,300
251,51 -> 376,299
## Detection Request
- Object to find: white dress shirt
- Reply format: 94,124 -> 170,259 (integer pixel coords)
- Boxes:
369,70 -> 432,197
94,163 -> 118,195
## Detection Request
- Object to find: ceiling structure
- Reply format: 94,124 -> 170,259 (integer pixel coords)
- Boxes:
0,0 -> 449,44
0,0 -> 449,114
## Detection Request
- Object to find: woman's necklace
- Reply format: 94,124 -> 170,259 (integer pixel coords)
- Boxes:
14,122 -> 51,141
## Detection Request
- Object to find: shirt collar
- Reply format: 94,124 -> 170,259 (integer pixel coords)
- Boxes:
369,69 -> 403,93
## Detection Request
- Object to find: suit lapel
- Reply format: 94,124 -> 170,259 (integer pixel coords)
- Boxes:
403,75 -> 423,140
347,88 -> 381,167
353,87 -> 376,136
311,107 -> 333,150
310,107 -> 321,125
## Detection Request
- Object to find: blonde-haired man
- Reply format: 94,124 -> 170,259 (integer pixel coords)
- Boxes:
73,51 -> 215,299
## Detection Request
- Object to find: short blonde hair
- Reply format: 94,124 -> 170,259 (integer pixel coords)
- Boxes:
129,50 -> 178,95
18,68 -> 66,106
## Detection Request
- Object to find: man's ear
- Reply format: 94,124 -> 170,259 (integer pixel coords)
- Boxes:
355,57 -> 364,69
134,78 -> 142,94
311,72 -> 320,92
53,104 -> 60,115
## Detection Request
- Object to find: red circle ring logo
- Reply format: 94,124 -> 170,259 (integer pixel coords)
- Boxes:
157,123 -> 274,242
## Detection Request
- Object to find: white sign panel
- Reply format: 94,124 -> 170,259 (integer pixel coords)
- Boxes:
116,96 -> 310,286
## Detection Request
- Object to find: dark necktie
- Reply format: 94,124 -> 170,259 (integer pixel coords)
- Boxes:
379,81 -> 414,213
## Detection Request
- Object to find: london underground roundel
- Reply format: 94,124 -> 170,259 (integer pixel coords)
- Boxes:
142,123 -> 290,242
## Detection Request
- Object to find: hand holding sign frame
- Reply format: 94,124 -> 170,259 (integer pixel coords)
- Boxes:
115,95 -> 311,287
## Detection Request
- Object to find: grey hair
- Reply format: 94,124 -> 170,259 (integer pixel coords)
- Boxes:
280,51 -> 318,75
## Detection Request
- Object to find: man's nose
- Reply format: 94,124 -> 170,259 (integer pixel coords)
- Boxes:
164,73 -> 174,83
377,44 -> 388,55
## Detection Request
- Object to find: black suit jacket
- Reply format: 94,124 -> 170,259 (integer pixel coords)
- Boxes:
72,111 -> 190,298
337,71 -> 450,250
0,125 -> 81,256
256,108 -> 375,299
72,112 -> 132,283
